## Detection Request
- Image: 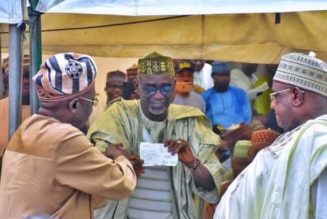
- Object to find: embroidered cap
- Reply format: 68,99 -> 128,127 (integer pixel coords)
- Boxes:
212,61 -> 231,74
33,52 -> 97,102
138,52 -> 175,76
274,51 -> 327,97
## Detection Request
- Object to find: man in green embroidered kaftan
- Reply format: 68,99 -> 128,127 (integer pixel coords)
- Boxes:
88,52 -> 224,219
214,52 -> 327,219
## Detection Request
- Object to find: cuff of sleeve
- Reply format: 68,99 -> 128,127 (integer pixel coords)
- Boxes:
115,155 -> 134,169
95,141 -> 109,153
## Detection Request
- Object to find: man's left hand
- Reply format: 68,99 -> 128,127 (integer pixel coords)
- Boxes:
164,139 -> 197,168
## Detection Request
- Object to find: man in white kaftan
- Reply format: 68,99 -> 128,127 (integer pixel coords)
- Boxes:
214,52 -> 327,219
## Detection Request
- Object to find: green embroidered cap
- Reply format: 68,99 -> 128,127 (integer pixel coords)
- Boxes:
138,52 -> 175,76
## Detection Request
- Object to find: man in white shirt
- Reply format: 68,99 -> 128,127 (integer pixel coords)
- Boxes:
192,60 -> 213,90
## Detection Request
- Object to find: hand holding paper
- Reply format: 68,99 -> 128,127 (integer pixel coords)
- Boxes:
164,139 -> 198,169
140,142 -> 178,166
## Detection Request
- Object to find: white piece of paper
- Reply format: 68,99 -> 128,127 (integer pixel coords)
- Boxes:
139,142 -> 178,166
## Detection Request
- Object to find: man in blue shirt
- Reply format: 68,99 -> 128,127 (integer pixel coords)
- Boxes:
202,61 -> 252,131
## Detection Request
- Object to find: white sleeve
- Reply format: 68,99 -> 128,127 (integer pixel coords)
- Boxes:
204,63 -> 213,90
311,167 -> 327,219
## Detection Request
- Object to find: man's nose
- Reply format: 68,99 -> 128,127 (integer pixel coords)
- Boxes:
270,99 -> 276,110
152,89 -> 164,99
113,86 -> 122,91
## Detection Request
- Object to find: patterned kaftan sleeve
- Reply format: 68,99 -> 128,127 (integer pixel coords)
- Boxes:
187,116 -> 224,203
87,100 -> 136,153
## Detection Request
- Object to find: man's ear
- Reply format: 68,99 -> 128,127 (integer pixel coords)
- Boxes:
292,87 -> 305,107
68,98 -> 79,114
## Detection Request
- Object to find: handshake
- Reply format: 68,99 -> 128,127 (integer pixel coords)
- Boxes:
105,143 -> 145,176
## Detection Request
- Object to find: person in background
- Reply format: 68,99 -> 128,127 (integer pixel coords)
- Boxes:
126,64 -> 138,83
173,60 -> 206,113
215,52 -> 327,219
192,60 -> 213,91
0,55 -> 31,158
253,64 -> 277,116
125,64 -> 139,99
255,64 -> 285,133
104,70 -> 126,105
88,52 -> 223,219
202,61 -> 252,131
0,53 -> 136,219
230,63 -> 262,100
88,70 -> 126,126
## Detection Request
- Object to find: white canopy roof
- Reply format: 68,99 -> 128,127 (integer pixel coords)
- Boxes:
0,0 -> 23,24
35,0 -> 327,15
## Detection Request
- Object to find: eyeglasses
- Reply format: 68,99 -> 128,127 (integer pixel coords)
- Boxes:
270,87 -> 305,102
142,84 -> 174,96
270,88 -> 291,101
79,97 -> 98,106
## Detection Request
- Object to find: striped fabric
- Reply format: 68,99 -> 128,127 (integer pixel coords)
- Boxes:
32,53 -> 97,102
127,107 -> 173,219
127,167 -> 172,219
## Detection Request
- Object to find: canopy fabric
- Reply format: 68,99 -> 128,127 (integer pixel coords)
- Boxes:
2,11 -> 326,63
0,0 -> 23,24
35,0 -> 327,15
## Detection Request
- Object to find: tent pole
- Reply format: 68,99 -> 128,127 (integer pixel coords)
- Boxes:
29,0 -> 42,115
8,24 -> 23,137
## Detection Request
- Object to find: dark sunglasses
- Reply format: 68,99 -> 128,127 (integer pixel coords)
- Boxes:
143,84 -> 174,96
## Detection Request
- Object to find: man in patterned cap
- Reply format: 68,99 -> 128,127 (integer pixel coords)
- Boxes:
215,52 -> 327,219
89,52 -> 223,219
0,53 -> 137,219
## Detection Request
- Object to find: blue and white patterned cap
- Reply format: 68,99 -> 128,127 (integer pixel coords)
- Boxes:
33,52 -> 97,102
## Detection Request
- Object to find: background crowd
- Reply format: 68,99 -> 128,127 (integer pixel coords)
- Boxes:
0,50 -> 326,219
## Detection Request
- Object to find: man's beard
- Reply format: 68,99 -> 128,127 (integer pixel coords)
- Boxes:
148,100 -> 168,115
214,85 -> 229,92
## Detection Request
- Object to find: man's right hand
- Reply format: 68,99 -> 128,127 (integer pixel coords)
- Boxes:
105,143 -> 129,160
105,144 -> 144,176
128,153 -> 145,176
